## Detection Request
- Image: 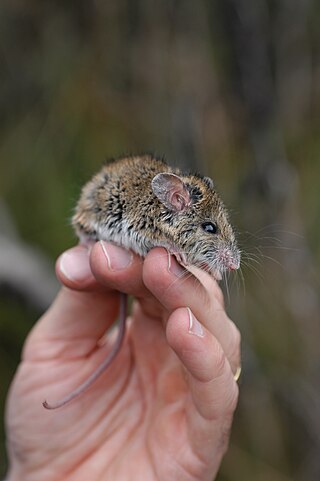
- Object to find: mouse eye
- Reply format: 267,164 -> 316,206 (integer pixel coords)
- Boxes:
201,222 -> 218,234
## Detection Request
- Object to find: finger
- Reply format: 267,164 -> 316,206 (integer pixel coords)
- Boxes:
89,241 -> 148,295
23,287 -> 120,362
143,248 -> 241,374
56,244 -> 102,291
166,307 -> 239,460
188,264 -> 225,307
90,241 -> 166,321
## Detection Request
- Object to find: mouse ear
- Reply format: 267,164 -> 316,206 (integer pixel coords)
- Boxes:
151,173 -> 191,212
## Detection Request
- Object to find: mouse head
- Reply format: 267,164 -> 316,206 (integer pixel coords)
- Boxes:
151,172 -> 240,279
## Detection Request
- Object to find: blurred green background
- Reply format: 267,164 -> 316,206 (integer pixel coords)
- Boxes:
1,1 -> 320,480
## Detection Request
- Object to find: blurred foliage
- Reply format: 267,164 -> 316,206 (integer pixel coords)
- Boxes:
0,1 -> 320,480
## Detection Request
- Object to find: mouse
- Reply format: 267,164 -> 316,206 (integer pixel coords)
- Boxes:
43,154 -> 240,409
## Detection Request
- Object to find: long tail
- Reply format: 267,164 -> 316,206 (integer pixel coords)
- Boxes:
43,292 -> 127,410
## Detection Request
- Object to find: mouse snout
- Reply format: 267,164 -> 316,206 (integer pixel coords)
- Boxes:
218,246 -> 240,271
227,260 -> 239,271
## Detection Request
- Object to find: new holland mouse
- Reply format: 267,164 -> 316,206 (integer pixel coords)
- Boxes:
43,154 -> 240,409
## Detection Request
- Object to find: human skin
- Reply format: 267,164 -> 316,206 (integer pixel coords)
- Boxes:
5,242 -> 241,481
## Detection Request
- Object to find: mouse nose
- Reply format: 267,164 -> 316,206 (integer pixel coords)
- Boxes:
219,247 -> 240,271
227,260 -> 240,271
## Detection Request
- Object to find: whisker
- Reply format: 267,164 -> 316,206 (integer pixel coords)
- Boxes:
238,266 -> 246,297
223,271 -> 230,304
256,253 -> 283,267
241,255 -> 262,267
167,269 -> 194,290
240,260 -> 264,281
256,245 -> 299,252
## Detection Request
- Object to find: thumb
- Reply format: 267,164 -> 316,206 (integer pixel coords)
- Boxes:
23,247 -> 120,362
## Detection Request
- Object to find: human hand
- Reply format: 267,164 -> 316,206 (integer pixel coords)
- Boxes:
5,242 -> 240,481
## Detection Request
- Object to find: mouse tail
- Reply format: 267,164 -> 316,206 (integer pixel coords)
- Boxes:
43,292 -> 127,410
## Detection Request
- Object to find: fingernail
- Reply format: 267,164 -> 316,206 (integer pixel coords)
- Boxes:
59,247 -> 92,283
186,307 -> 204,337
167,252 -> 186,277
100,241 -> 133,270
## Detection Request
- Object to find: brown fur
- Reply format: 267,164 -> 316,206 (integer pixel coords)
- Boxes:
72,154 -> 240,276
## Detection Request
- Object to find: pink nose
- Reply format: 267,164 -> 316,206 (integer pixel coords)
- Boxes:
218,248 -> 240,271
224,253 -> 240,271
228,262 -> 239,271
226,258 -> 240,271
